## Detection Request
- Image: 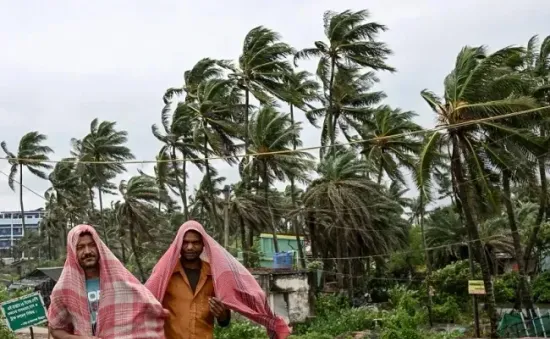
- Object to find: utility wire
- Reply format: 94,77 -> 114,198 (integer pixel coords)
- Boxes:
0,105 -> 548,165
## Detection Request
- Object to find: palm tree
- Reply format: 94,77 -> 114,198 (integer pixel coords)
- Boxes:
247,106 -> 313,255
1,132 -> 53,236
224,26 -> 294,184
76,119 -> 134,246
357,105 -> 422,184
295,9 -> 394,155
417,45 -> 547,336
303,149 -> 407,287
307,68 -> 386,158
281,70 -> 320,266
515,35 -> 550,265
152,112 -> 203,218
115,175 -> 164,281
174,78 -> 242,232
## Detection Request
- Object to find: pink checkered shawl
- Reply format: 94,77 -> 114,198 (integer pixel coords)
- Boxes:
145,221 -> 291,339
48,225 -> 165,339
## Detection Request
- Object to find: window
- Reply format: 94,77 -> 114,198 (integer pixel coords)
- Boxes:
0,228 -> 10,236
3,214 -> 11,219
13,214 -> 21,219
13,228 -> 22,236
0,240 -> 10,249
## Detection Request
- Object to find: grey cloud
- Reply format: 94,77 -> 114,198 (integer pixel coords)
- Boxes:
0,0 -> 548,211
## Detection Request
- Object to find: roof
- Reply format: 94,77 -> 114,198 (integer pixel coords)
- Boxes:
259,233 -> 305,241
26,267 -> 63,282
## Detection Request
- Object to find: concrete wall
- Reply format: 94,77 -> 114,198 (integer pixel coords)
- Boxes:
252,270 -> 312,324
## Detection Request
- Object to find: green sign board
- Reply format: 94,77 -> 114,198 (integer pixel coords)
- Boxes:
1,292 -> 47,332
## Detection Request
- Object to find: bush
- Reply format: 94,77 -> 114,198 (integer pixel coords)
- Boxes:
493,272 -> 519,303
432,296 -> 462,323
532,271 -> 550,303
214,320 -> 267,339
431,260 -> 480,303
0,286 -> 33,339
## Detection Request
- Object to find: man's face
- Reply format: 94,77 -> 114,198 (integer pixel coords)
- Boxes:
181,231 -> 204,262
76,234 -> 99,270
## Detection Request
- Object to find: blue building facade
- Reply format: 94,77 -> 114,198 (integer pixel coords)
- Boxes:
0,208 -> 44,252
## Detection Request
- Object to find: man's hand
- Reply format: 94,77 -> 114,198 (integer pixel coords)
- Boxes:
161,308 -> 170,319
209,297 -> 227,320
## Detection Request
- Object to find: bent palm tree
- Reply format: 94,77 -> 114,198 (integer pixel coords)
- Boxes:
417,45 -> 547,336
2,132 -> 53,236
115,175 -> 164,281
247,106 -> 313,256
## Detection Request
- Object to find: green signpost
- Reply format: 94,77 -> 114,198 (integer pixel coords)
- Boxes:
0,292 -> 47,332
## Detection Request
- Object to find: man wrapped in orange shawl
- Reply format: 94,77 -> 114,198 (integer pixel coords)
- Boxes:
48,225 -> 166,339
146,221 -> 291,339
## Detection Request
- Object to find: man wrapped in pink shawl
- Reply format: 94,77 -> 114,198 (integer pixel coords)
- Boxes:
48,225 -> 166,339
146,220 -> 291,339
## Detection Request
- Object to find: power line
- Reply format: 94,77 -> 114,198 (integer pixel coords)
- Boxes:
0,105 -> 548,165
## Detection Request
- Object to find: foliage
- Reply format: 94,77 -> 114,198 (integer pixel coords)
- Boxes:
0,286 -> 33,339
493,272 -> 519,303
532,271 -> 550,303
432,296 -> 462,324
430,260 -> 480,302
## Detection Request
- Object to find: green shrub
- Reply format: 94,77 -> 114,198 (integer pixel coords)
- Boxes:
431,260 -> 480,302
214,320 -> 267,339
532,271 -> 550,303
0,286 -> 32,339
432,296 -> 462,323
493,272 -> 519,303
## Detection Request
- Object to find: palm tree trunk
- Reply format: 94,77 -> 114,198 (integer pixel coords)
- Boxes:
289,104 -> 306,268
502,170 -> 535,313
182,154 -> 188,218
264,165 -> 279,253
244,88 -> 251,188
525,147 -> 547,263
127,216 -> 146,282
240,215 -> 249,267
328,57 -> 337,159
97,185 -> 108,246
19,164 -> 26,239
451,136 -> 498,337
419,196 -> 434,327
171,147 -> 187,218
203,121 -> 219,236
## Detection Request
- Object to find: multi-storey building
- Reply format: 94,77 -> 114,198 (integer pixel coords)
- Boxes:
0,208 -> 44,253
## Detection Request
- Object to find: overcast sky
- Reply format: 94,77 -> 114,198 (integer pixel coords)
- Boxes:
0,0 -> 548,212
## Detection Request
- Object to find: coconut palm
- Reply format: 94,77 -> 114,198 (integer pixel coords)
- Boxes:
295,9 -> 394,155
75,119 -> 134,246
357,105 -> 422,184
224,26 -> 294,182
303,149 -> 408,286
153,60 -> 223,216
247,106 -> 314,254
1,132 -> 53,236
417,45 -> 547,335
307,68 -> 386,158
115,175 -> 164,281
174,77 -> 242,231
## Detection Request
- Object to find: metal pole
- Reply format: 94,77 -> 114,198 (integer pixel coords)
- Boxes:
222,185 -> 231,249
538,308 -> 547,338
468,242 -> 481,338
30,326 -> 34,339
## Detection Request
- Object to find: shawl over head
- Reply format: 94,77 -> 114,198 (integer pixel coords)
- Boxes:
145,220 -> 291,339
48,225 -> 165,339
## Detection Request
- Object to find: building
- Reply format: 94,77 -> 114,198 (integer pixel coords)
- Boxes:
9,266 -> 63,309
0,208 -> 44,254
238,233 -> 310,269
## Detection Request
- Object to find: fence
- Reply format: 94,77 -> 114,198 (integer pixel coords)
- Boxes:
498,309 -> 550,338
